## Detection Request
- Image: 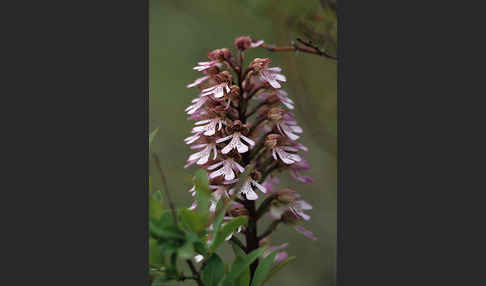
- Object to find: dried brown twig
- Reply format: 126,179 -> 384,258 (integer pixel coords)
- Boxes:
261,38 -> 337,60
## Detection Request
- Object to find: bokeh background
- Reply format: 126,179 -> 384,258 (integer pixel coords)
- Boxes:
149,0 -> 337,285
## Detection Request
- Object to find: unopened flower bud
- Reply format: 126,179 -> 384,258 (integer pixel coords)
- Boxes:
250,58 -> 270,72
227,120 -> 249,134
208,48 -> 232,61
229,207 -> 249,217
221,48 -> 232,59
229,85 -> 241,98
214,71 -> 233,84
235,36 -> 252,50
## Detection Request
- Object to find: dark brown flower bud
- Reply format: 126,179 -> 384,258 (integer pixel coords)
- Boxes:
250,58 -> 271,72
221,48 -> 232,60
229,85 -> 241,98
208,48 -> 232,61
229,207 -> 249,217
227,120 -> 249,134
234,36 -> 252,50
213,71 -> 233,84
208,49 -> 224,61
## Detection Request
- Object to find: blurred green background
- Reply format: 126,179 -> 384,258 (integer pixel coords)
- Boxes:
149,0 -> 337,285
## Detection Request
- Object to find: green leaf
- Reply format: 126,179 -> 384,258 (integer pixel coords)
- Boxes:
194,240 -> 209,257
251,251 -> 277,286
149,190 -> 164,220
222,248 -> 266,285
194,169 -> 211,219
149,238 -> 164,266
263,256 -> 296,284
212,200 -> 230,237
229,237 -> 246,258
159,240 -> 180,257
151,275 -> 170,286
177,241 -> 195,259
209,216 -> 248,253
149,219 -> 185,240
149,128 -> 159,151
180,208 -> 206,234
235,267 -> 250,286
201,254 -> 225,286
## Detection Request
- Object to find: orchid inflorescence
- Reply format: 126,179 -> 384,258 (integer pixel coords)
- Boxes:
184,36 -> 316,274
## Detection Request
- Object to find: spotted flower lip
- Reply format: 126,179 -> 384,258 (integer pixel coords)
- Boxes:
276,90 -> 294,109
192,118 -> 224,136
184,131 -> 203,144
270,199 -> 312,221
185,96 -> 209,115
259,67 -> 287,89
185,143 -> 218,167
208,158 -> 244,181
241,177 -> 266,200
277,114 -> 303,140
216,132 -> 255,154
193,60 -> 222,72
187,75 -> 210,88
201,83 -> 230,98
272,145 -> 302,165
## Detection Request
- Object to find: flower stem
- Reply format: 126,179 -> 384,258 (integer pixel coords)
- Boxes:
244,199 -> 259,279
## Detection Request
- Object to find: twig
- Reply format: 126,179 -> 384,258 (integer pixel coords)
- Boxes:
152,153 -> 178,225
186,260 -> 204,286
261,39 -> 337,60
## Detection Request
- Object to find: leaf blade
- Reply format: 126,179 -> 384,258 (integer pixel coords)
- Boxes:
201,254 -> 225,286
263,256 -> 296,284
222,248 -> 266,285
251,251 -> 277,286
209,216 -> 248,253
